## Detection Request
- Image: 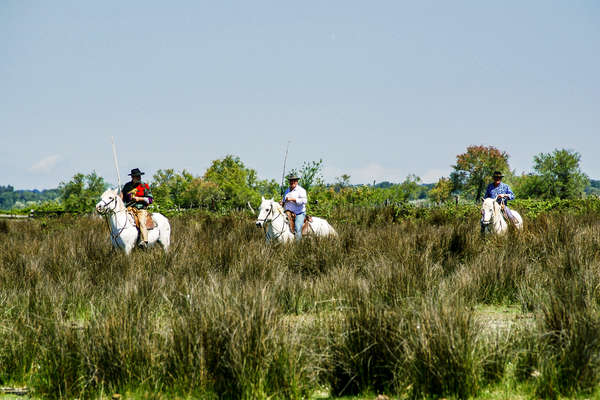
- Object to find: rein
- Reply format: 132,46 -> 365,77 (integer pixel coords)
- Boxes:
97,196 -> 130,243
481,197 -> 506,233
258,203 -> 288,241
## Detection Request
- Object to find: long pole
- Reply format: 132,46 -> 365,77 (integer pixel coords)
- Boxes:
280,140 -> 291,197
111,136 -> 122,194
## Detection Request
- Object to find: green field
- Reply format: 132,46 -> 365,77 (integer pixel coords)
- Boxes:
1,205 -> 600,399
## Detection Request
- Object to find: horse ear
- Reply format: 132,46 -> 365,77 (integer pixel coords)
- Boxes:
261,196 -> 265,201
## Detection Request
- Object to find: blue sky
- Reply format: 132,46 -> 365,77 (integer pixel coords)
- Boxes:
1,1 -> 599,190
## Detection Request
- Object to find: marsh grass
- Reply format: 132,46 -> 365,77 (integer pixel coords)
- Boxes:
1,207 -> 600,398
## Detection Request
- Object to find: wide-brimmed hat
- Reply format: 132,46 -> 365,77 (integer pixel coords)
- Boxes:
492,171 -> 504,179
128,168 -> 145,176
287,174 -> 300,181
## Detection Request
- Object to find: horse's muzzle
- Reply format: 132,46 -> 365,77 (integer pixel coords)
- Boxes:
256,221 -> 263,228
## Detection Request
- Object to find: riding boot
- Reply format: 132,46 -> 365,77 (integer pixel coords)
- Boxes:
285,210 -> 295,234
138,209 -> 149,246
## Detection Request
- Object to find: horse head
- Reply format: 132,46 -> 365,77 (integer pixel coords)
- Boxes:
480,197 -> 497,226
256,197 -> 279,228
96,189 -> 124,215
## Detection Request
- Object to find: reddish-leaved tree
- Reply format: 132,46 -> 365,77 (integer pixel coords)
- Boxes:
450,145 -> 510,202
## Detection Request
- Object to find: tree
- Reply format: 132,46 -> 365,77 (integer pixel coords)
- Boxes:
397,174 -> 422,201
59,171 -> 108,213
203,155 -> 261,209
180,178 -> 225,210
151,169 -> 194,209
450,145 -> 510,202
526,149 -> 588,199
288,159 -> 324,192
333,174 -> 352,191
150,158 -> 278,211
428,177 -> 453,204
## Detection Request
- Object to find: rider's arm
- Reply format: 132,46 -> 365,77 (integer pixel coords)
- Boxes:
295,188 -> 307,205
143,184 -> 153,205
505,185 -> 515,201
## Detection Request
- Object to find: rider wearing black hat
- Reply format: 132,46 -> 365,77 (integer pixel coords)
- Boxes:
121,168 -> 153,248
484,171 -> 517,223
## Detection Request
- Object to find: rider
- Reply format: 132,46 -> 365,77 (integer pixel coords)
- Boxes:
484,171 -> 517,224
121,168 -> 153,248
281,174 -> 307,240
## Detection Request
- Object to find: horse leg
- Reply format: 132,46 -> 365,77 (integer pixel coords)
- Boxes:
159,228 -> 171,252
156,219 -> 171,252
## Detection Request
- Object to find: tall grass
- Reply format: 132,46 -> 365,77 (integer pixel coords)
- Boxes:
1,206 -> 600,398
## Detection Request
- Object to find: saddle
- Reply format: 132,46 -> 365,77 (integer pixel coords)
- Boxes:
500,203 -> 519,226
284,210 -> 313,235
127,207 -> 156,230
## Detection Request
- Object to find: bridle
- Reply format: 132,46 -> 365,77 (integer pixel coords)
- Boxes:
256,202 -> 287,240
481,196 -> 505,232
96,195 -> 118,215
97,194 -> 129,242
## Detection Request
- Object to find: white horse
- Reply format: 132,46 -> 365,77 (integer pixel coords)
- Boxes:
481,196 -> 523,235
95,189 -> 171,254
255,197 -> 337,242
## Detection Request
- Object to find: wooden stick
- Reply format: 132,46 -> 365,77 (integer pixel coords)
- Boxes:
111,136 -> 122,193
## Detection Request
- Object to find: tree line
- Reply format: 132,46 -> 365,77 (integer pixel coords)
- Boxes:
0,147 -> 594,213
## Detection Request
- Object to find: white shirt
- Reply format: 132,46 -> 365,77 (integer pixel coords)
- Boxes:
283,185 -> 307,214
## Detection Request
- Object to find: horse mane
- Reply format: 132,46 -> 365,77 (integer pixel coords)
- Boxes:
103,188 -> 125,208
272,200 -> 284,215
482,198 -> 499,218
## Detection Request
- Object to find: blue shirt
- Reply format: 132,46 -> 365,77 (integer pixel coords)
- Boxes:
485,182 -> 514,202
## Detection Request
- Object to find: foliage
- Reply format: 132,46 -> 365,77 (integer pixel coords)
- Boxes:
509,172 -> 543,199
204,155 -> 273,210
2,153 -> 596,218
288,159 -> 324,192
0,185 -> 60,210
332,174 -> 352,191
307,178 -> 432,218
180,178 -> 225,211
429,177 -> 454,204
451,145 -> 510,202
58,171 -> 108,213
395,174 -> 422,201
150,168 -> 195,210
521,149 -> 589,200
151,160 -> 278,212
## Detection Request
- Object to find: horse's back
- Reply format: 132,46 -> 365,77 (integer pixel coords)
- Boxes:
151,212 -> 169,226
511,210 -> 524,229
150,212 -> 171,250
309,217 -> 337,236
